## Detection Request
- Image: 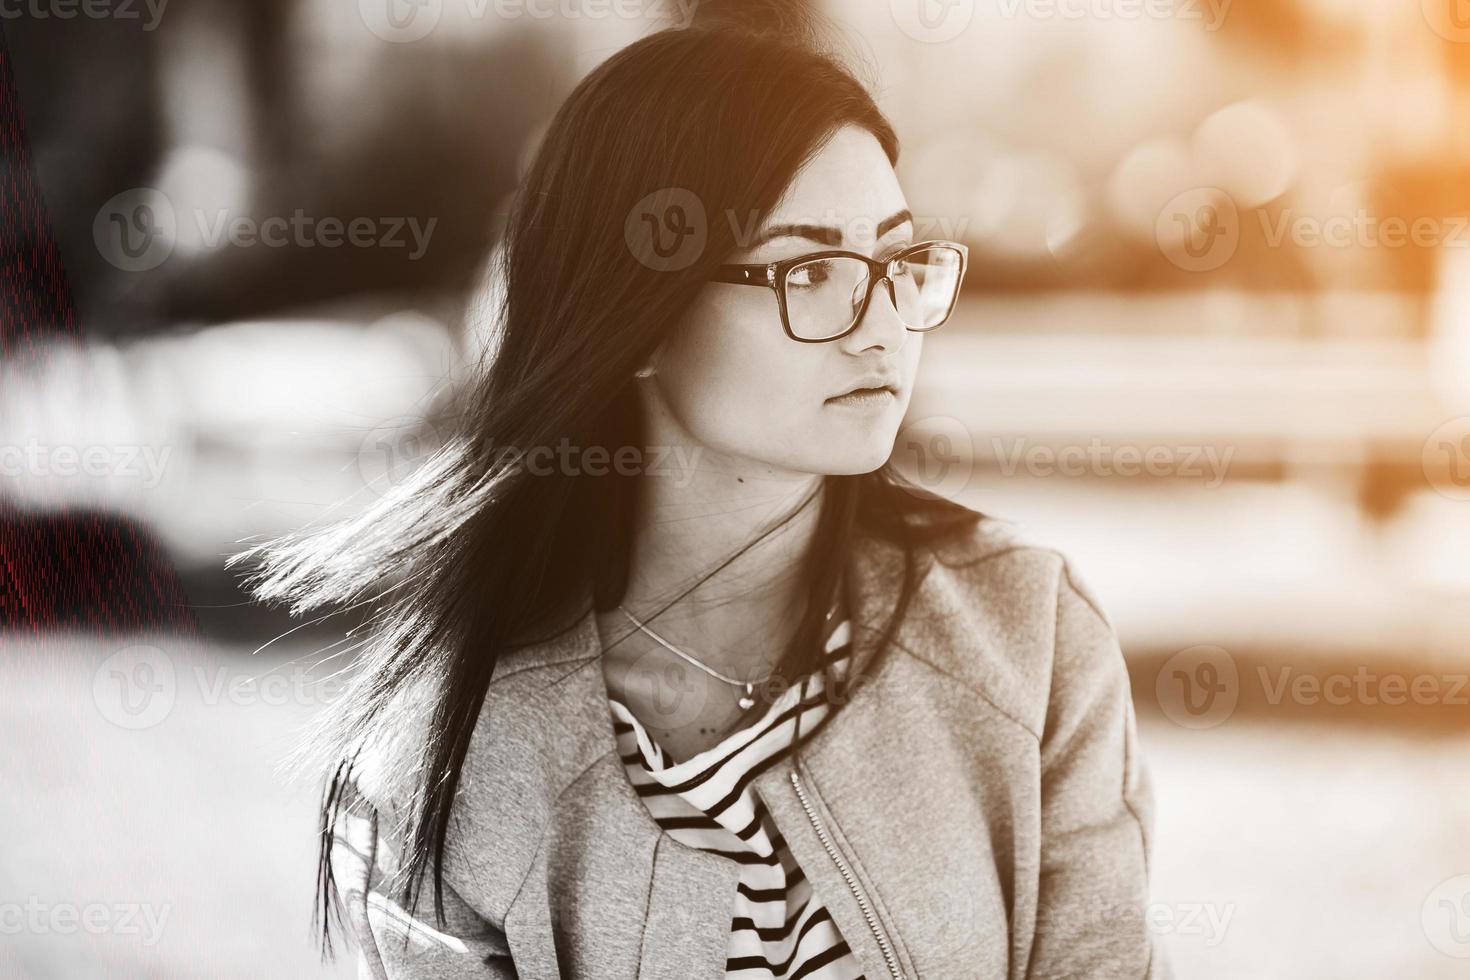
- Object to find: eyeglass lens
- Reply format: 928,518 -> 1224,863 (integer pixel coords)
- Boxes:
783,245 -> 963,340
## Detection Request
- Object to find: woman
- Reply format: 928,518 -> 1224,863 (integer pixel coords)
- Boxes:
236,11 -> 1167,979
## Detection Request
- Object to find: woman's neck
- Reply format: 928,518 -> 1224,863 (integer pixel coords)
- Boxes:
621,471 -> 822,667
610,390 -> 826,676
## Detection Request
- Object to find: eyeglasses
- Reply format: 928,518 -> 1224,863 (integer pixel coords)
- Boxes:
709,240 -> 969,343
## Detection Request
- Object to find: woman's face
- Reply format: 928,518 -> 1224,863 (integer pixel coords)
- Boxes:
643,124 -> 922,477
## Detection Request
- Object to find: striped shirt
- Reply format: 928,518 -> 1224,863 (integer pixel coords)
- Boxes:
607,616 -> 867,979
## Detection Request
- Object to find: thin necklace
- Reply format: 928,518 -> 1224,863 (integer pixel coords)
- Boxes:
616,603 -> 838,711
617,604 -> 766,709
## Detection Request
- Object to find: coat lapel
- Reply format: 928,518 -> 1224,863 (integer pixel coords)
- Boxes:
636,837 -> 744,979
742,526 -> 933,980
473,603 -> 742,978
471,521 -> 947,977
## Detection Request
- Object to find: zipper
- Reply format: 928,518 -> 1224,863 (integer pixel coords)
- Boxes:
789,769 -> 905,980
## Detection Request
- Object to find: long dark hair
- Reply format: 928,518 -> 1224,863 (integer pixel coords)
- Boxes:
231,10 -> 981,958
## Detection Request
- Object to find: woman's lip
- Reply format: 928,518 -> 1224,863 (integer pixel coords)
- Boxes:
826,386 -> 896,404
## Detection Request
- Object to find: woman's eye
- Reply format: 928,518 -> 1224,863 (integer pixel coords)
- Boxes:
788,261 -> 832,289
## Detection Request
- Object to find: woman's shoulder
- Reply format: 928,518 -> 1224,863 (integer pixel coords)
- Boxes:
896,503 -> 1126,739
913,502 -> 1112,624
873,486 -> 1104,604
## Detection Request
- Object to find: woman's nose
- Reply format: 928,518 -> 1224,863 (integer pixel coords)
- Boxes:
839,276 -> 908,353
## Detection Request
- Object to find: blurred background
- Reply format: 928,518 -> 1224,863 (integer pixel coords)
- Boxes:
3,0 -> 1470,976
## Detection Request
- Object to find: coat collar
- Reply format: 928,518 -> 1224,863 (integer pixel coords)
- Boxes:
435,517 -> 984,944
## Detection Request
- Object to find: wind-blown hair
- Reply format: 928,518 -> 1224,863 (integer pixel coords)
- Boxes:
230,10 -> 981,958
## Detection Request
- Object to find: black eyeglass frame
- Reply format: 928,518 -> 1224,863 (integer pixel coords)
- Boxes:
709,239 -> 970,343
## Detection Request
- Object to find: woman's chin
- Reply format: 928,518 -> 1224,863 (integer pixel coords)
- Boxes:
809,438 -> 900,476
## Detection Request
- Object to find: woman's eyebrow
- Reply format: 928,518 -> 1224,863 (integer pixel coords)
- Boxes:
875,208 -> 914,238
751,208 -> 913,248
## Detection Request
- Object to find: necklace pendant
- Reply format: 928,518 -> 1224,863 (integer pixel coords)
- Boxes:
737,683 -> 755,710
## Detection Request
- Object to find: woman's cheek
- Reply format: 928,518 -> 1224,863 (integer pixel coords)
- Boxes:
680,351 -> 813,457
662,303 -> 811,439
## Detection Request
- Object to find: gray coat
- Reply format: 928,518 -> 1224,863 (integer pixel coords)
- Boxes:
331,513 -> 1172,979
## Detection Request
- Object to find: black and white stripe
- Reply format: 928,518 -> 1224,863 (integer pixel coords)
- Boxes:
608,617 -> 866,979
